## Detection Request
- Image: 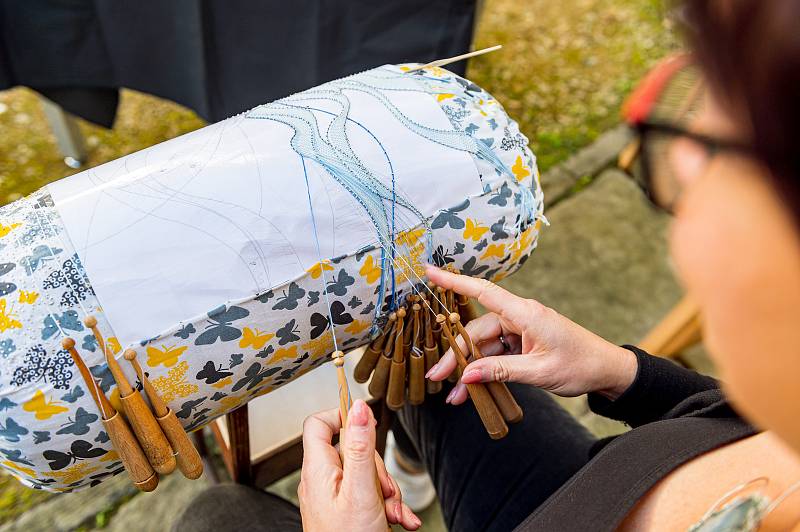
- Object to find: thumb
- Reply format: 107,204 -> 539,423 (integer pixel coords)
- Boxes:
340,399 -> 379,505
460,354 -> 539,385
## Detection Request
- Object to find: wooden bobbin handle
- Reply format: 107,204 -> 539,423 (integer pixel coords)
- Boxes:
456,294 -> 480,324
438,314 -> 508,439
454,322 -> 523,424
62,339 -> 158,490
120,391 -> 177,475
368,319 -> 396,398
156,409 -> 203,479
354,314 -> 395,383
408,349 -> 426,405
124,349 -> 203,480
386,357 -> 406,411
104,412 -> 159,492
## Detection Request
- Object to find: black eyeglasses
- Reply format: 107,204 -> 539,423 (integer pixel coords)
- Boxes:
633,120 -> 754,213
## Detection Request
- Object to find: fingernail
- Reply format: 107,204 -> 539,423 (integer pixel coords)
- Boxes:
349,399 -> 369,427
461,369 -> 481,383
425,363 -> 439,379
412,515 -> 422,527
395,502 -> 403,522
446,387 -> 457,404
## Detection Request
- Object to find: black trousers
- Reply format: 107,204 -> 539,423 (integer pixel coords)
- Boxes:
174,384 -> 596,532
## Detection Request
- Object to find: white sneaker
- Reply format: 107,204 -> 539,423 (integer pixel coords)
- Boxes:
384,431 -> 437,512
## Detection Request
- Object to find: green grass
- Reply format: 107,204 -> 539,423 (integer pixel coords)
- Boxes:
0,474 -> 51,524
468,0 -> 678,171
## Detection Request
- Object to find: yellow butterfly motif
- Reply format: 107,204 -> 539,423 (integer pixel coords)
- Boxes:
238,327 -> 274,350
359,255 -> 382,285
344,319 -> 371,335
270,345 -> 299,363
307,260 -> 334,279
100,450 -> 119,462
212,376 -> 232,389
151,361 -> 198,403
512,155 -> 531,182
395,227 -> 426,247
17,291 -> 39,304
302,331 -> 334,359
106,337 -> 122,355
481,243 -> 506,260
23,390 -> 69,420
463,219 -> 489,242
47,463 -> 99,484
492,270 -> 509,283
0,222 -> 20,239
436,93 -> 454,102
146,344 -> 188,368
0,299 -> 22,333
2,460 -> 35,477
511,226 -> 535,262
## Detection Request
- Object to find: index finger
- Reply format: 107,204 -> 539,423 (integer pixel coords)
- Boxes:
302,408 -> 344,473
425,265 -> 529,324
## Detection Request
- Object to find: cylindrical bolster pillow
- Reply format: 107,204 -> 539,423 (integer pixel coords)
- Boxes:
0,64 -> 544,491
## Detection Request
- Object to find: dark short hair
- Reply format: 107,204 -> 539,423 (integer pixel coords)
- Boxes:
684,0 -> 800,218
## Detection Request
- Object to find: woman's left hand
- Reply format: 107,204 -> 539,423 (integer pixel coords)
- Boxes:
298,399 -> 422,532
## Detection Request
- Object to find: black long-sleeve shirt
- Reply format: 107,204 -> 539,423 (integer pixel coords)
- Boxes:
516,346 -> 757,531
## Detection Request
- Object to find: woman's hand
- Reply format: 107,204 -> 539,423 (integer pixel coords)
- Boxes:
298,400 -> 422,532
425,265 -> 638,405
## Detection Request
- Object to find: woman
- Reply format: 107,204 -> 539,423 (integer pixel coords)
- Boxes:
176,0 -> 800,529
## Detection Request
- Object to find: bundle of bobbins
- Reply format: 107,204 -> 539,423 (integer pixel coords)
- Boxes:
353,282 -> 523,439
61,315 -> 204,492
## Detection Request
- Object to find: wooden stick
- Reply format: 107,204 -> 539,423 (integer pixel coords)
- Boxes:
84,316 -> 175,475
404,45 -> 502,73
61,338 -> 158,491
456,293 -> 479,324
368,314 -> 397,398
386,309 -> 407,410
423,308 -> 442,395
353,316 -> 394,383
332,351 -> 388,531
408,305 -> 425,405
438,315 -> 508,439
125,349 -> 203,480
453,318 -> 523,424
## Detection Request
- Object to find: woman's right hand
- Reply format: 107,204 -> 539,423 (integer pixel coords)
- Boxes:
425,265 -> 639,405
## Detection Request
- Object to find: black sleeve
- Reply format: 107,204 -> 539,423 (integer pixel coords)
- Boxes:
587,345 -> 720,427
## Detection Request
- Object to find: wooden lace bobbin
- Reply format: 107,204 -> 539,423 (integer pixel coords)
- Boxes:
436,287 -> 461,383
435,287 -> 451,355
428,283 -> 444,345
453,318 -> 523,424
437,315 -> 508,439
84,316 -> 176,476
455,293 -> 480,324
408,303 -> 426,405
422,307 -> 442,394
124,349 -> 204,479
402,296 -> 416,354
331,351 -> 389,531
368,312 -> 399,398
353,314 -> 395,384
386,306 -> 407,411
62,338 -> 158,492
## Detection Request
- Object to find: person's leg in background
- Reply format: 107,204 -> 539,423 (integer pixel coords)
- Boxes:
172,484 -> 303,532
397,382 -> 597,532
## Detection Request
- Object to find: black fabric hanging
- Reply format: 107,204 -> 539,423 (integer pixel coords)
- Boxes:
0,0 -> 478,128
